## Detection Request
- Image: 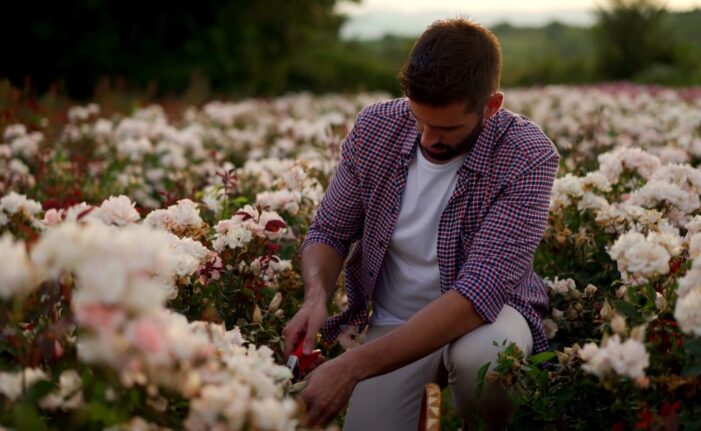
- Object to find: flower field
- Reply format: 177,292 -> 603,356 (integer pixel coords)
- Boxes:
1,85 -> 701,430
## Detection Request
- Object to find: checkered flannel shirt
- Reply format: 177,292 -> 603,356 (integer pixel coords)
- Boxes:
301,97 -> 559,353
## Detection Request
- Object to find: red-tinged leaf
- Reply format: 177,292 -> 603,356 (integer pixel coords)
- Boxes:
669,257 -> 682,275
18,224 -> 38,242
7,335 -> 20,349
17,322 -> 33,330
53,341 -> 64,359
60,282 -> 72,302
236,211 -> 253,221
265,220 -> 286,232
76,206 -> 95,221
42,199 -> 59,210
635,410 -> 653,430
661,401 -> 681,417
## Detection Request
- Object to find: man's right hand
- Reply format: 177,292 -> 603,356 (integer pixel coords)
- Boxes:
282,297 -> 328,358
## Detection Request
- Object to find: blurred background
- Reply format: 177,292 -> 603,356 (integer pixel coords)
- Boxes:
1,0 -> 700,102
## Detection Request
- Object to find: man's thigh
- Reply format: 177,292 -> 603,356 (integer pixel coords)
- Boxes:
443,304 -> 533,426
342,325 -> 444,431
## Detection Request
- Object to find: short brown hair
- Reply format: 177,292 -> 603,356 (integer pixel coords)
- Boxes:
398,18 -> 502,111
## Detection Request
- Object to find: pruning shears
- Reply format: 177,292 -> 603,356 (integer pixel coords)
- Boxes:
287,338 -> 322,381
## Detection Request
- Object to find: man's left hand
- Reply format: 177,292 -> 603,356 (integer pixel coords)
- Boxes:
299,354 -> 359,427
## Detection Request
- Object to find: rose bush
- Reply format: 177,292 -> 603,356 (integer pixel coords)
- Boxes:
0,93 -> 388,430
485,85 -> 701,431
1,86 -> 701,429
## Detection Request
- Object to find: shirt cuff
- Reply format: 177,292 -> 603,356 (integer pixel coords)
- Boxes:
451,266 -> 507,324
300,230 -> 350,260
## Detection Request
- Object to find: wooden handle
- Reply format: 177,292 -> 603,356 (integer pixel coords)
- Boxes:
418,383 -> 441,431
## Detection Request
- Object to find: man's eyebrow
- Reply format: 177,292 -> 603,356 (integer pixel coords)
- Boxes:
409,108 -> 463,130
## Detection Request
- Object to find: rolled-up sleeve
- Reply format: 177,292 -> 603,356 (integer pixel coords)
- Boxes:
452,153 -> 559,323
301,118 -> 366,259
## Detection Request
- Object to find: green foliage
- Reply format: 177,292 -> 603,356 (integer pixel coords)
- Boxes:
594,0 -> 679,80
286,37 -> 402,94
0,0 -> 355,99
3,1 -> 701,98
494,22 -> 597,86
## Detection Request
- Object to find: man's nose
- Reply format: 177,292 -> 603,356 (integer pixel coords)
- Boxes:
421,127 -> 440,146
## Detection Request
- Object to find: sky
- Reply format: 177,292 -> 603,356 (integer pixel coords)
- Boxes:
338,0 -> 701,15
337,0 -> 701,39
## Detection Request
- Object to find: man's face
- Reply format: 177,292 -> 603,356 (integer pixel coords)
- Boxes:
408,99 -> 485,164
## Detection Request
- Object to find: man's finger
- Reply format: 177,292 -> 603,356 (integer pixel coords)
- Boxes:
306,403 -> 322,428
282,319 -> 306,357
299,392 -> 317,427
303,333 -> 316,355
323,411 -> 337,428
304,315 -> 327,355
310,402 -> 336,428
316,409 -> 332,428
300,387 -> 322,427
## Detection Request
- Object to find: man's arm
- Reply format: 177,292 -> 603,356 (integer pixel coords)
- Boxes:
283,111 -> 367,357
282,243 -> 343,357
348,290 -> 482,380
299,290 -> 483,426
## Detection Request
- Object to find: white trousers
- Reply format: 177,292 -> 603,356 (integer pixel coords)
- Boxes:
342,305 -> 533,431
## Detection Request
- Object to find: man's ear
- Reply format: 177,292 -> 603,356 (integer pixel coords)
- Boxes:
484,92 -> 504,119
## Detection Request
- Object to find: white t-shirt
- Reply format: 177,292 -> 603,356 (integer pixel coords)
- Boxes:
371,145 -> 467,325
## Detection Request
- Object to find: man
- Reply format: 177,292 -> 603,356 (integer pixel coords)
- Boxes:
282,18 -> 559,430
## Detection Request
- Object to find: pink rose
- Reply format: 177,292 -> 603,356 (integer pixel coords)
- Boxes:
75,303 -> 126,332
125,316 -> 169,364
42,208 -> 64,226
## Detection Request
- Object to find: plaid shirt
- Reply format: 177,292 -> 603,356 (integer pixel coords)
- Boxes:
301,98 -> 559,354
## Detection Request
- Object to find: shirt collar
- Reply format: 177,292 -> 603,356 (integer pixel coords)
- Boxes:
464,111 -> 500,175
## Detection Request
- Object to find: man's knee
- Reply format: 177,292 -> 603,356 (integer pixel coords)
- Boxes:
445,331 -> 516,429
446,306 -> 533,380
447,331 -> 510,376
443,306 -> 533,427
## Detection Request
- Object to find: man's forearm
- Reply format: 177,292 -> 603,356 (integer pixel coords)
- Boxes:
346,290 -> 485,381
301,243 -> 344,303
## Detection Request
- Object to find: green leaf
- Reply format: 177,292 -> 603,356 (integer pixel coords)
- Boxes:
529,351 -> 556,365
644,284 -> 656,303
552,386 -> 576,401
85,401 -> 123,424
684,338 -> 701,357
612,299 -> 642,321
534,369 -> 550,387
12,404 -> 47,431
682,363 -> 701,377
233,196 -> 249,206
475,361 -> 491,400
25,380 -> 56,403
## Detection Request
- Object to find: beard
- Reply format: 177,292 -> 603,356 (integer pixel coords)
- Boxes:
421,115 -> 485,162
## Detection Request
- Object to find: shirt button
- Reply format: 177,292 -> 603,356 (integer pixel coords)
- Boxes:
368,270 -> 375,278
378,240 -> 385,247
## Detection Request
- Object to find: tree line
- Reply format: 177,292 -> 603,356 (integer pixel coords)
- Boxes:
1,0 -> 699,100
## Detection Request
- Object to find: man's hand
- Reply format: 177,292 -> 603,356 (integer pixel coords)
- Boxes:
300,354 -> 359,427
285,242 -> 342,357
282,296 -> 328,357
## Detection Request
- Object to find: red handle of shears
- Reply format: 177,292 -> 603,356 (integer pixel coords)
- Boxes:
287,337 -> 321,380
